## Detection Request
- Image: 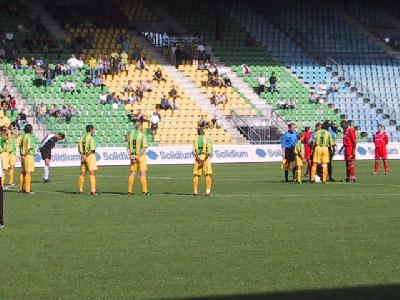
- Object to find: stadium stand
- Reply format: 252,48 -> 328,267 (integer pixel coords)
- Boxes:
242,0 -> 400,141
161,0 -> 341,130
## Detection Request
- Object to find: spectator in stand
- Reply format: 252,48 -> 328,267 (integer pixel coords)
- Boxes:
49,105 -> 58,117
17,111 -> 27,128
107,93 -> 116,105
36,102 -> 47,123
153,68 -> 166,83
150,108 -> 161,136
221,74 -> 232,87
269,72 -> 278,93
9,96 -> 16,112
133,46 -> 142,61
29,57 -> 36,68
279,100 -> 289,110
121,36 -> 130,53
136,56 -> 148,72
103,55 -> 111,79
175,45 -> 183,67
20,57 -> 28,71
111,101 -> 119,110
318,81 -> 328,99
96,55 -> 104,77
258,74 -> 266,95
210,92 -> 217,105
127,93 -> 139,105
143,80 -> 152,92
110,54 -> 120,80
88,56 -> 97,79
99,92 -> 107,105
91,76 -> 104,90
241,64 -> 252,76
288,99 -> 296,110
211,115 -> 225,129
120,50 -> 129,76
309,91 -> 318,104
67,55 -> 81,76
44,67 -> 54,89
160,96 -> 172,111
34,65 -> 44,87
35,57 -> 44,67
327,82 -> 339,101
121,80 -> 133,97
216,93 -> 228,107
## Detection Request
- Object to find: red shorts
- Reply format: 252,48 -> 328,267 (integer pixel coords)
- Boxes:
304,146 -> 311,160
375,147 -> 387,160
344,145 -> 355,161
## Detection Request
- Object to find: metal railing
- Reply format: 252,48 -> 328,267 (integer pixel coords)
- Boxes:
230,109 -> 272,144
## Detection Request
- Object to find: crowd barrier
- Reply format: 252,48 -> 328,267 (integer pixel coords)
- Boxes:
14,143 -> 400,167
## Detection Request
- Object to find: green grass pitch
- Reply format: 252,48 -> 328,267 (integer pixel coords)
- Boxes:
0,161 -> 400,300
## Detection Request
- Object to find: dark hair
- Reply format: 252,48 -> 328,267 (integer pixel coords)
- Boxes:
24,124 -> 33,134
322,121 -> 330,130
58,132 -> 66,139
86,125 -> 94,133
198,127 -> 205,135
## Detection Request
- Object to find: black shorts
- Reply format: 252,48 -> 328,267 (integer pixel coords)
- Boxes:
40,149 -> 51,160
285,147 -> 295,162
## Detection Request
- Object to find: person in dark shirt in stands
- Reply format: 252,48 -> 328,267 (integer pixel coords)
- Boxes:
269,72 -> 278,93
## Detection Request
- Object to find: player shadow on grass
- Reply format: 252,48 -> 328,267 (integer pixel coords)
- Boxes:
57,191 -> 128,196
164,283 -> 400,300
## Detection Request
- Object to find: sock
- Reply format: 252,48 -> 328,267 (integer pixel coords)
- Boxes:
384,161 -> 389,173
140,176 -> 148,193
1,174 -> 5,189
128,175 -> 135,193
311,164 -> 317,181
374,161 -> 379,173
296,170 -> 302,182
292,168 -> 296,181
25,175 -> 31,193
19,174 -> 24,191
192,175 -> 199,193
350,164 -> 355,179
328,163 -> 333,179
44,165 -> 49,180
284,170 -> 289,181
205,175 -> 212,194
78,175 -> 85,192
9,168 -> 14,185
322,165 -> 328,183
89,175 -> 96,193
346,163 -> 351,178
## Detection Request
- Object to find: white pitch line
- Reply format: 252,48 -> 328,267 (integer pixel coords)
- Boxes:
6,188 -> 400,198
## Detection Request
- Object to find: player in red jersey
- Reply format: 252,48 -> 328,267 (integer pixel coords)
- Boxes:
340,120 -> 357,182
303,126 -> 313,178
372,124 -> 389,175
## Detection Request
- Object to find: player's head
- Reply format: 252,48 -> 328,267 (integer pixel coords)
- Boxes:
198,127 -> 205,136
304,126 -> 310,132
86,124 -> 95,134
288,123 -> 295,132
377,124 -> 383,132
322,121 -> 330,130
297,132 -> 305,141
315,122 -> 322,130
24,124 -> 33,134
55,132 -> 65,140
135,121 -> 143,131
341,120 -> 349,129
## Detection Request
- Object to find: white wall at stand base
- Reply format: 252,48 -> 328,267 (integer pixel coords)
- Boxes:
12,143 -> 400,168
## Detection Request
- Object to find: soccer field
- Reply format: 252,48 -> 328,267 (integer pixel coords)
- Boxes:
1,161 -> 400,300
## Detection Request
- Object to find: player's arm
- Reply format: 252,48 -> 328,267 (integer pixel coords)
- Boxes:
351,129 -> 357,157
138,135 -> 148,158
385,133 -> 389,145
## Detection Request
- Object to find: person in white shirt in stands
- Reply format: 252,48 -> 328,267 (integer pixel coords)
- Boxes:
318,81 -> 327,98
257,75 -> 266,94
150,109 -> 161,135
99,92 -> 107,105
111,101 -> 119,110
5,32 -> 14,41
67,55 -> 81,76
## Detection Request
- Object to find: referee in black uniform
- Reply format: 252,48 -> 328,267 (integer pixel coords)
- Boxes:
39,132 -> 65,183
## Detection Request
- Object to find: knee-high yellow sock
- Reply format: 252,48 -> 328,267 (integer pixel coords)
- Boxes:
140,176 -> 148,193
193,175 -> 199,193
9,168 -> 14,185
25,175 -> 31,193
296,170 -> 302,182
19,173 -> 25,191
128,175 -> 135,193
311,164 -> 317,182
78,175 -> 85,192
322,165 -> 328,183
89,175 -> 96,193
205,175 -> 212,194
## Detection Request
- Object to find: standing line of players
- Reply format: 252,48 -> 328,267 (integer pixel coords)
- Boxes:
1,119 -> 389,195
281,121 -> 390,183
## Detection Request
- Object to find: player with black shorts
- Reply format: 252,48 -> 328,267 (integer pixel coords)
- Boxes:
281,123 -> 298,182
39,133 -> 65,183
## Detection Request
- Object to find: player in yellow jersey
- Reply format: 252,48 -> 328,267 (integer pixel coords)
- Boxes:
310,122 -> 334,183
77,125 -> 98,195
0,127 -> 17,189
293,132 -> 305,184
127,122 -> 149,196
19,124 -> 36,194
0,127 -> 9,191
192,127 -> 213,196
